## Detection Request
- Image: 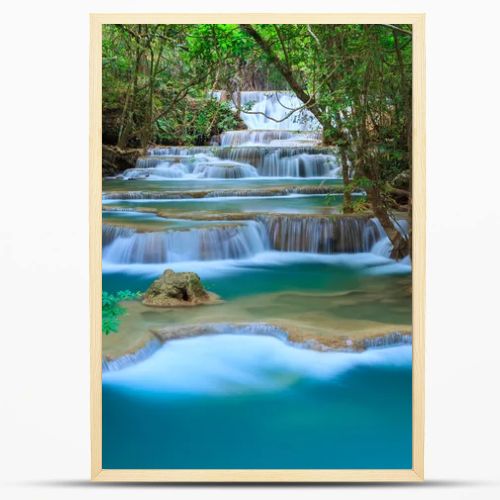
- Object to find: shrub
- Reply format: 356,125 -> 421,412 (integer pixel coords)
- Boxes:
102,290 -> 141,335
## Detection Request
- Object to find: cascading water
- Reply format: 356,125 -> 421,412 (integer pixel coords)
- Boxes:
103,72 -> 413,470
103,224 -> 135,246
369,218 -> 410,259
103,216 -> 397,265
114,91 -> 341,180
218,130 -> 321,147
104,89 -> 409,263
119,148 -> 339,180
235,91 -> 320,131
192,160 -> 258,179
120,154 -> 259,180
103,88 -> 411,267
260,152 -> 339,177
103,185 -> 340,200
118,146 -> 341,181
102,222 -> 270,264
260,216 -> 386,254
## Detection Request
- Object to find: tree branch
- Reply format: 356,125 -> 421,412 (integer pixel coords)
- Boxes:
227,90 -> 316,123
239,24 -> 314,107
307,25 -> 320,46
381,24 -> 412,37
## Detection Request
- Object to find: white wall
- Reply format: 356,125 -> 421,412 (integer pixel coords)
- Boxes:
1,1 -> 499,499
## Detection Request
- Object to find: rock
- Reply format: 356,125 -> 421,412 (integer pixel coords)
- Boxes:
102,107 -> 122,145
392,170 -> 410,190
142,269 -> 219,307
103,145 -> 143,177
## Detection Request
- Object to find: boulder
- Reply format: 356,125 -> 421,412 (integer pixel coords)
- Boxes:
142,269 -> 219,307
392,170 -> 410,190
102,145 -> 143,177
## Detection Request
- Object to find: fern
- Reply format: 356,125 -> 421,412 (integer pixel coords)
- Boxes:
102,290 -> 141,335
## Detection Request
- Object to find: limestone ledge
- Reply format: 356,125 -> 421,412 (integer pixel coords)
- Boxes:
103,184 -> 354,200
102,206 -> 392,224
103,321 -> 412,370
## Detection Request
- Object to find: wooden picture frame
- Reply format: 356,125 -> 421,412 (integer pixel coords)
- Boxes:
90,13 -> 425,482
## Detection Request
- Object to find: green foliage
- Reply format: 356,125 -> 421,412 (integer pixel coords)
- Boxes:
102,22 -> 412,230
155,98 -> 241,145
187,24 -> 254,60
325,190 -> 369,213
350,177 -> 374,191
102,24 -> 257,148
102,290 -> 141,335
349,198 -> 371,214
248,23 -> 413,185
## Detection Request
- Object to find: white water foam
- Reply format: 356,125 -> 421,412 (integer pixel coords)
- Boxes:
102,333 -> 412,395
219,129 -> 321,147
103,221 -> 270,264
102,214 -> 411,271
120,157 -> 259,180
369,218 -> 410,259
102,193 -> 329,204
233,91 -> 321,131
119,160 -> 339,180
102,250 -> 412,279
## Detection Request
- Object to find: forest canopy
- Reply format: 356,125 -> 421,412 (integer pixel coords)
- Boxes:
102,23 -> 412,258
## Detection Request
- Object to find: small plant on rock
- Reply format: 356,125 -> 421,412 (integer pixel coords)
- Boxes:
102,290 -> 141,335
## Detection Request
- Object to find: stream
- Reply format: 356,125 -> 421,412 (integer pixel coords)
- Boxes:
101,91 -> 412,469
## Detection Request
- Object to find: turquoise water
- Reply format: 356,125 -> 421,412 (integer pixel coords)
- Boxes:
103,211 -> 242,230
103,257 -> 411,327
104,256 -> 387,295
104,177 -> 342,193
101,195 -> 413,471
102,118 -> 412,470
102,193 -> 347,214
103,336 -> 412,469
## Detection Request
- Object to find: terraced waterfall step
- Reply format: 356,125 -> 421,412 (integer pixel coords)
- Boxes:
102,89 -> 411,368
112,142 -> 342,180
103,184 -> 356,200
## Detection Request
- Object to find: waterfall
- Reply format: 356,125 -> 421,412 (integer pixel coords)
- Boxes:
102,222 -> 270,264
217,146 -> 268,166
236,91 -> 321,131
369,218 -> 409,258
125,162 -> 191,180
120,147 -> 340,179
261,152 -> 340,177
362,332 -> 412,350
110,91 -> 346,181
103,339 -> 162,372
120,156 -> 258,180
102,224 -> 135,246
122,158 -> 194,180
260,216 -> 385,254
103,185 -> 343,201
202,185 -> 341,198
148,146 -> 211,156
192,160 -> 258,178
136,157 -> 169,169
103,216 -> 401,262
219,130 -> 321,147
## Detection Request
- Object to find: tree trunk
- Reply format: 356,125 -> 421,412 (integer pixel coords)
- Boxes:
366,187 -> 408,259
240,24 -> 408,259
339,146 -> 353,213
239,24 -> 324,121
118,39 -> 142,149
393,29 -> 413,260
140,46 -> 156,148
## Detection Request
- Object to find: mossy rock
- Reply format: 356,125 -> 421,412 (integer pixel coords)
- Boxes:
392,170 -> 410,190
142,269 -> 219,307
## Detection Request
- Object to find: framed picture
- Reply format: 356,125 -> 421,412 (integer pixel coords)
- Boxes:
90,13 -> 425,482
